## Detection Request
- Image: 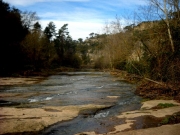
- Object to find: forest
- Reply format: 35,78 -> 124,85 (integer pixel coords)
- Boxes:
84,1 -> 180,86
0,0 -> 180,87
0,0 -> 95,76
1,1 -> 180,134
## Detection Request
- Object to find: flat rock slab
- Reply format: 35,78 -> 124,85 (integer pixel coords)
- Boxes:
76,124 -> 180,135
0,77 -> 44,86
76,100 -> 180,135
0,104 -> 107,134
141,100 -> 180,109
111,124 -> 180,135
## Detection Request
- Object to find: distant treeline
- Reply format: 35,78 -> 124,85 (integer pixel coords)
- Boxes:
0,0 -> 99,76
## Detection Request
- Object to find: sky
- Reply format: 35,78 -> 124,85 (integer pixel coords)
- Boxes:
4,0 -> 147,40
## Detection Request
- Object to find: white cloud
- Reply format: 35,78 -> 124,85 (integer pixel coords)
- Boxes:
4,0 -> 89,6
3,0 -> 146,40
4,0 -> 147,7
95,0 -> 147,8
38,5 -> 109,40
4,0 -> 43,6
40,20 -> 104,40
39,7 -> 104,21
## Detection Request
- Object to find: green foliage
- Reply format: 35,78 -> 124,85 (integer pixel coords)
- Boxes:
161,117 -> 169,125
0,0 -> 88,75
125,61 -> 150,76
62,53 -> 82,68
1,0 -> 180,78
156,103 -> 177,109
77,44 -> 90,65
44,21 -> 56,41
161,112 -> 180,125
54,24 -> 82,68
33,22 -> 41,31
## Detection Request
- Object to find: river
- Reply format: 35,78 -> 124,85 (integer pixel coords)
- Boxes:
0,71 -> 142,134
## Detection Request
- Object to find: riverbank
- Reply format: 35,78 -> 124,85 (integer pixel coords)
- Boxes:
1,99 -> 180,135
0,67 -> 79,78
0,104 -> 109,134
76,100 -> 180,135
110,70 -> 180,102
136,81 -> 180,102
1,70 -> 180,135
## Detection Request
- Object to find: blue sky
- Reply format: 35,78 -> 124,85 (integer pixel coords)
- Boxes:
4,0 -> 147,40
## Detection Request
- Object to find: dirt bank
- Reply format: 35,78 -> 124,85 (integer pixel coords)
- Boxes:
110,70 -> 180,102
136,81 -> 180,102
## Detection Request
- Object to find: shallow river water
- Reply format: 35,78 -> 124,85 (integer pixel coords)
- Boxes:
0,71 -> 142,134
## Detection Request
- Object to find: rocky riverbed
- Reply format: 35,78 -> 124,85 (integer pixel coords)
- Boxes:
0,71 -> 180,135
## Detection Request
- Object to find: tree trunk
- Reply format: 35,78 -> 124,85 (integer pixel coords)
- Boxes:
164,0 -> 175,52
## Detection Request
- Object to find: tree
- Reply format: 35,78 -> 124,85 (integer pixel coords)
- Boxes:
129,0 -> 180,81
44,21 -> 56,41
0,0 -> 28,75
94,18 -> 133,69
78,38 -> 83,45
33,22 -> 41,30
89,32 -> 95,38
54,24 -> 82,67
0,0 -> 27,44
55,24 -> 68,58
21,11 -> 39,30
148,0 -> 180,52
21,31 -> 57,70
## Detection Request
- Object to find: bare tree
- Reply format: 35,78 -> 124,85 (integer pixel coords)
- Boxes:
148,0 -> 179,52
164,0 -> 174,52
94,17 -> 133,69
21,11 -> 39,30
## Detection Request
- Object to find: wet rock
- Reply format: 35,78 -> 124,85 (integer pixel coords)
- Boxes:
0,100 -> 20,107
